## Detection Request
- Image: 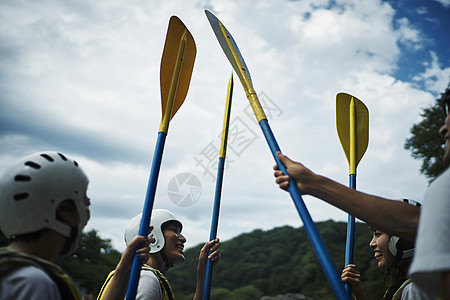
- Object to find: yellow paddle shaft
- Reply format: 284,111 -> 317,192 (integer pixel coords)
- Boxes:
349,97 -> 356,175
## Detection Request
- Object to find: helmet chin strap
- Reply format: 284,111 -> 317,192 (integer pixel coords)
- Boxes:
60,226 -> 78,255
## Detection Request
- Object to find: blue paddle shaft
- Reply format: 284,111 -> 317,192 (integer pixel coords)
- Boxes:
202,157 -> 226,300
126,132 -> 167,300
344,174 -> 356,298
259,119 -> 346,300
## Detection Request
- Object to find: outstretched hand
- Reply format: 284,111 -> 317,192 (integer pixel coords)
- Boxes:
273,152 -> 316,195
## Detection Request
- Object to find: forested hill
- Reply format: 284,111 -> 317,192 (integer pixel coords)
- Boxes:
0,220 -> 387,299
169,220 -> 387,300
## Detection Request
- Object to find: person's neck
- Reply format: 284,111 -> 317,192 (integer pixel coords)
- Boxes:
147,254 -> 169,274
8,231 -> 65,262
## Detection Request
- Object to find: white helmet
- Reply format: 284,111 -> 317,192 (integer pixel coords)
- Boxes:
0,151 -> 89,239
124,209 -> 182,254
388,199 -> 421,259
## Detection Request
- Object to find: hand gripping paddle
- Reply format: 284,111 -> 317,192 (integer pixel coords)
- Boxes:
125,16 -> 196,300
336,92 -> 369,298
205,10 -> 346,299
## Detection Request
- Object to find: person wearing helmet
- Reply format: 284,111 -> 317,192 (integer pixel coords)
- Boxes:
97,209 -> 221,300
341,200 -> 430,300
0,151 -> 152,300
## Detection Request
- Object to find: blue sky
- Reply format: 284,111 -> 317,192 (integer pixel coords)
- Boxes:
0,0 -> 449,252
390,0 -> 450,86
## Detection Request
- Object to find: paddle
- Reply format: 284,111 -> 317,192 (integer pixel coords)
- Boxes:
125,16 -> 196,300
202,73 -> 234,300
336,92 -> 369,298
205,10 -> 346,300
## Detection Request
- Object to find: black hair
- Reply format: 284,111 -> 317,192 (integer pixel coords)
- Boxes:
382,256 -> 412,300
161,220 -> 182,233
11,229 -> 48,243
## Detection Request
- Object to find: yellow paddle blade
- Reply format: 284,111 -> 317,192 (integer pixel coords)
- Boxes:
336,93 -> 369,174
205,10 -> 266,123
159,16 -> 196,133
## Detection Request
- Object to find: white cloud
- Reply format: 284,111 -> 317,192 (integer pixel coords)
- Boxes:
0,0 -> 448,254
432,0 -> 450,8
413,52 -> 450,94
395,17 -> 423,51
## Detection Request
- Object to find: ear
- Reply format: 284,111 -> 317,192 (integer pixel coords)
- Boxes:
56,200 -> 78,225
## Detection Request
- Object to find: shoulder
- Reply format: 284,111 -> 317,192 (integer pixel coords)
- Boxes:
408,168 -> 450,297
415,167 -> 450,252
0,265 -> 61,300
413,168 -> 450,255
136,268 -> 162,300
423,168 -> 450,204
400,281 -> 437,300
140,267 -> 160,283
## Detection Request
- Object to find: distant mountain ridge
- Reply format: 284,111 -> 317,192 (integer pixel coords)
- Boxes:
169,220 -> 387,300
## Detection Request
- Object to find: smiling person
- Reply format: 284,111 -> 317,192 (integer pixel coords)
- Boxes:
97,209 -> 221,300
341,200 -> 431,300
0,151 -> 151,300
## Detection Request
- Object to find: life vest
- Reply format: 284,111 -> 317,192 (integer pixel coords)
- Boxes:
0,247 -> 81,300
97,265 -> 175,300
392,279 -> 411,300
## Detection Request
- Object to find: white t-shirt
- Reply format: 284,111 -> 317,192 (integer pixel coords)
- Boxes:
136,268 -> 163,300
408,167 -> 450,298
399,280 -> 437,299
0,265 -> 61,300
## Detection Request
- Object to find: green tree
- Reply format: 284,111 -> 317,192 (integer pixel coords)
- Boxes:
404,83 -> 450,181
210,287 -> 233,300
232,285 -> 263,299
169,221 -> 385,299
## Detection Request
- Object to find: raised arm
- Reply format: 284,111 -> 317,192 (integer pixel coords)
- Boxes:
193,238 -> 221,300
100,235 -> 151,300
273,152 -> 420,241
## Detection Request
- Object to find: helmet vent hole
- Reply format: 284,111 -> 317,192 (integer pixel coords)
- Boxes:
58,153 -> 67,161
40,154 -> 54,162
24,161 -> 41,169
14,193 -> 29,201
14,175 -> 31,182
73,161 -> 79,167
